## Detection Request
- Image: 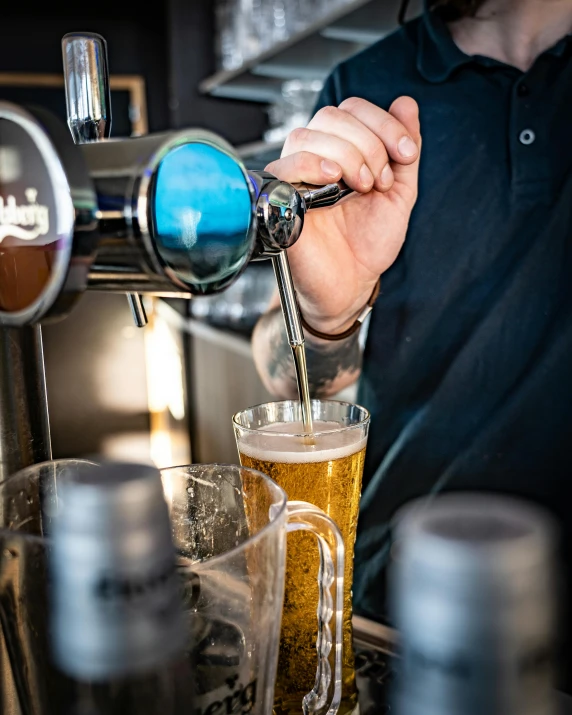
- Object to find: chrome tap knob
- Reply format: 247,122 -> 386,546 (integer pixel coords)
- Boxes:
249,172 -> 352,259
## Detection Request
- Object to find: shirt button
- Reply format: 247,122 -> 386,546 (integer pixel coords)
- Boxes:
519,129 -> 536,145
517,83 -> 530,97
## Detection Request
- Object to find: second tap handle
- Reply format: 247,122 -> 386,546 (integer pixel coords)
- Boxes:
62,32 -> 111,143
62,32 -> 147,327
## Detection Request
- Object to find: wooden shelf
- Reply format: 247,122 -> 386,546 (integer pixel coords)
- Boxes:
200,0 -> 422,103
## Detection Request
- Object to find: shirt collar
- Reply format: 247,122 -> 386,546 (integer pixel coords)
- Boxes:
417,0 -> 572,84
416,0 -> 474,83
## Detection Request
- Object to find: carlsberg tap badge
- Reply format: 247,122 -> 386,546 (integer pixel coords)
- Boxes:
0,188 -> 49,243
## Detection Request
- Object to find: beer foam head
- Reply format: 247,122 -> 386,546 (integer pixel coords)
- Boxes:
237,420 -> 367,463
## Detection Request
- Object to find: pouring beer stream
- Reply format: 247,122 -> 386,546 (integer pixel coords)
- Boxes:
271,251 -> 314,438
270,180 -> 352,442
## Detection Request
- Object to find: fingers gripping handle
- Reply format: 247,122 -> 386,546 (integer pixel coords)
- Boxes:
286,501 -> 345,715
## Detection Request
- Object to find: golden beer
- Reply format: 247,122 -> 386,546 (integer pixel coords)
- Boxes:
235,407 -> 369,715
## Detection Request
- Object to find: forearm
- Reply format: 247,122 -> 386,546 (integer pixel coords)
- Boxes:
252,306 -> 362,399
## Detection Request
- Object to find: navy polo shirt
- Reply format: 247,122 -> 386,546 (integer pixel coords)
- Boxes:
314,3 -> 572,648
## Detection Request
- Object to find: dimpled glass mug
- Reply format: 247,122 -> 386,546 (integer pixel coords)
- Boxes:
234,400 -> 370,715
161,463 -> 345,715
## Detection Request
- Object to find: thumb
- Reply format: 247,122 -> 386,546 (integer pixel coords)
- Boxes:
388,96 -> 421,196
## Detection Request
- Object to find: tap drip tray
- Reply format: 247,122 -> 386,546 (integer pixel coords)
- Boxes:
151,141 -> 255,295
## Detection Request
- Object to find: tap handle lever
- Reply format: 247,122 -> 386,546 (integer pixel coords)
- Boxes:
293,180 -> 352,210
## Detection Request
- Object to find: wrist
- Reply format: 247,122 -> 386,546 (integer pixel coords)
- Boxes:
298,279 -> 380,342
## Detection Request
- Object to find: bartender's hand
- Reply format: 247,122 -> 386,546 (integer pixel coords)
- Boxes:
266,96 -> 421,334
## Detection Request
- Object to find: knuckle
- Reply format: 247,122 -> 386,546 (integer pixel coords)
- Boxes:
314,105 -> 339,123
378,112 -> 397,131
289,126 -> 312,145
265,158 -> 287,179
339,96 -> 364,114
381,114 -> 406,138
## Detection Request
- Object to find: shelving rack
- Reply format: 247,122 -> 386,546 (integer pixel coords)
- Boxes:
200,0 -> 422,104
200,0 -> 422,161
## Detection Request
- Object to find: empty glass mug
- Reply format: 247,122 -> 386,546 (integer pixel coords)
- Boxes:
233,400 -> 370,715
0,460 -> 345,715
161,463 -> 345,715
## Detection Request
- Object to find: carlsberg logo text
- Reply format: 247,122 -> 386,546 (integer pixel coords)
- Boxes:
0,188 -> 49,243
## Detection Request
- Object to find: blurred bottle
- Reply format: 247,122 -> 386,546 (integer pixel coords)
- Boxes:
47,461 -> 194,715
389,492 -> 559,715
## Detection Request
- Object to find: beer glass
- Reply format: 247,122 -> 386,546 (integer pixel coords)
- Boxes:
233,400 -> 370,715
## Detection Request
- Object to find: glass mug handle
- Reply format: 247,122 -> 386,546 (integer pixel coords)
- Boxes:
286,500 -> 345,715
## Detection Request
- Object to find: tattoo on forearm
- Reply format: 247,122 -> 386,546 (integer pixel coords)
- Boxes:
261,308 -> 362,397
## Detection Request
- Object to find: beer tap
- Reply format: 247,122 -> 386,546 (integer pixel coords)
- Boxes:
0,40 -> 355,715
0,32 -> 353,489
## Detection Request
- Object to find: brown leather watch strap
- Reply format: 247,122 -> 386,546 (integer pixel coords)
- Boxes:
300,278 -> 381,341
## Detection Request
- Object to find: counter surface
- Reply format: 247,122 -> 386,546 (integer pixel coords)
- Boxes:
352,616 -> 572,714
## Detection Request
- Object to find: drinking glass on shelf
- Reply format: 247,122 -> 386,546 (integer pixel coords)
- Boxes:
233,399 -> 371,715
264,78 -> 324,143
261,0 -> 290,43
215,0 -> 268,70
288,0 -> 330,34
